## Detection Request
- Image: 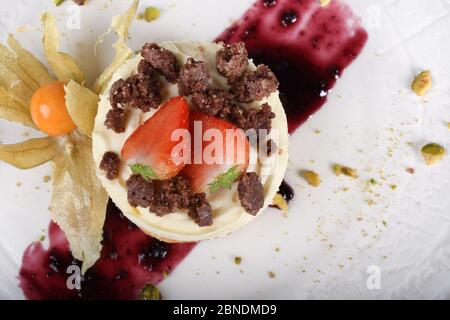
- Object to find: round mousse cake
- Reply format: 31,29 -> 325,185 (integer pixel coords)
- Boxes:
92,41 -> 289,242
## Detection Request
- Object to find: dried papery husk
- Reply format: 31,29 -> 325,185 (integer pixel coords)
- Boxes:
0,137 -> 60,169
65,80 -> 100,137
93,0 -> 139,94
49,133 -> 108,273
42,12 -> 85,84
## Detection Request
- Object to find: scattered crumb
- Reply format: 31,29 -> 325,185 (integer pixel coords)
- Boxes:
234,256 -> 242,265
319,0 -> 332,7
271,193 -> 289,214
43,175 -> 51,183
421,143 -> 446,165
332,164 -> 358,178
301,170 -> 321,187
368,178 -> 377,185
53,0 -> 65,6
137,7 -> 160,22
275,247 -> 280,253
17,25 -> 31,33
390,184 -> 397,190
16,182 -> 22,187
411,70 -> 432,96
447,122 -> 450,129
314,129 -> 321,134
268,271 -> 276,279
382,220 -> 388,227
39,235 -> 45,241
406,167 -> 415,174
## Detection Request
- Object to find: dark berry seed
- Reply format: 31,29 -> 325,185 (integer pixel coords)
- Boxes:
281,11 -> 298,27
263,0 -> 277,8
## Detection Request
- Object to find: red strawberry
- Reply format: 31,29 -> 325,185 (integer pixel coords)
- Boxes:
181,111 -> 249,193
121,96 -> 190,180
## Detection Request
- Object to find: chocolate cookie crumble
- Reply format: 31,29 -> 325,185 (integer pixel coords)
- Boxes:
150,176 -> 192,216
99,151 -> 122,180
104,107 -> 127,133
231,64 -> 279,102
191,89 -> 233,117
216,42 -> 249,82
178,57 -> 210,96
141,43 -> 180,83
238,172 -> 264,215
126,174 -> 155,208
188,193 -> 213,227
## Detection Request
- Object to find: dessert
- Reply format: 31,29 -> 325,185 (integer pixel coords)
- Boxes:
93,41 -> 289,242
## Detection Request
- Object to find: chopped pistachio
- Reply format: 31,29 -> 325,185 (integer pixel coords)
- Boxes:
421,143 -> 446,165
390,184 -> 397,190
39,235 -> 45,241
234,256 -> 242,265
382,220 -> 387,227
368,178 -> 377,185
412,70 -> 432,96
143,7 -> 160,22
301,170 -> 321,187
53,0 -> 66,6
140,284 -> 161,300
271,193 -> 289,214
332,164 -> 358,178
319,0 -> 332,6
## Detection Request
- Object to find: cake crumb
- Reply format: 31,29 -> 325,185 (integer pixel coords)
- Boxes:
43,175 -> 51,183
301,170 -> 321,187
234,256 -> 242,265
268,271 -> 276,279
412,70 -> 432,96
319,0 -> 332,7
421,143 -> 446,165
332,164 -> 358,178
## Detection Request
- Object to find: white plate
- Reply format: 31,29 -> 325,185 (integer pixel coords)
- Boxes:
0,0 -> 449,299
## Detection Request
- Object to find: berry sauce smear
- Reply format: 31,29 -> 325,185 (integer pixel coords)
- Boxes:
19,201 -> 195,300
216,0 -> 368,133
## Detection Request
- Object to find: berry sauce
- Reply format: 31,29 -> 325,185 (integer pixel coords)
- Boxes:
19,201 -> 195,300
18,0 -> 367,299
216,0 -> 368,133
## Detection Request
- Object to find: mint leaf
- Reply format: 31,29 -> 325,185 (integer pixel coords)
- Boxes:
131,164 -> 158,180
208,166 -> 242,193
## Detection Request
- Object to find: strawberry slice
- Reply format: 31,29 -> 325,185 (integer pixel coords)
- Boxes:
121,96 -> 190,180
181,111 -> 250,193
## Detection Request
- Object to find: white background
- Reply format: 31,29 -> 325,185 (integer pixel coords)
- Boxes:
0,0 -> 449,299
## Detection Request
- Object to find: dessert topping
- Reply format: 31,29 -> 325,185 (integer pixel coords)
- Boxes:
231,64 -> 279,102
104,107 -> 127,133
177,57 -> 210,96
188,193 -> 213,227
99,151 -> 122,180
126,174 -> 155,208
141,43 -> 180,83
121,96 -> 190,180
238,172 -> 264,215
216,42 -> 249,83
